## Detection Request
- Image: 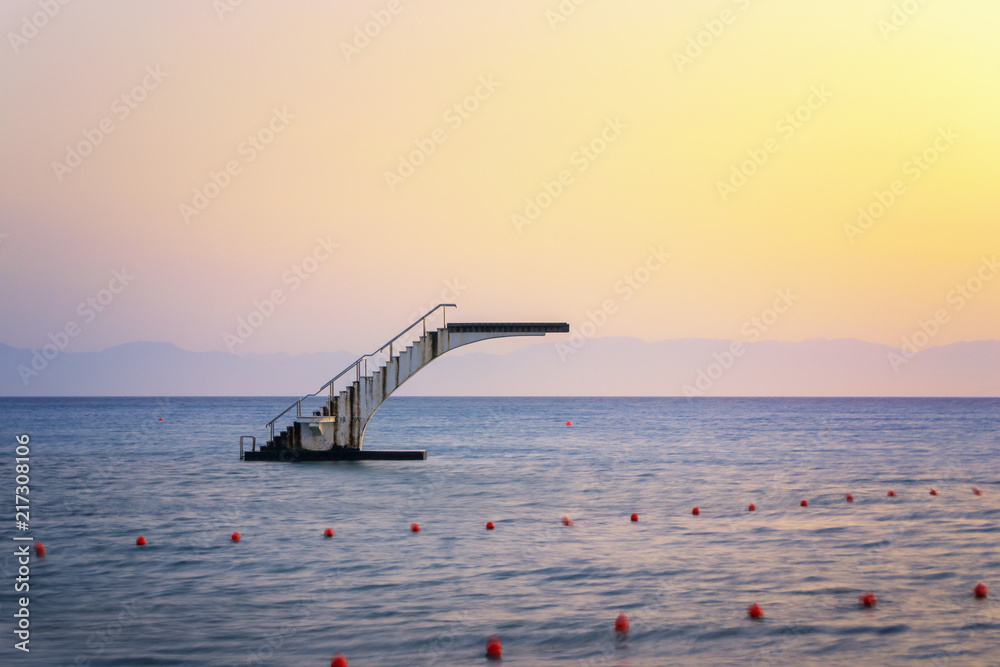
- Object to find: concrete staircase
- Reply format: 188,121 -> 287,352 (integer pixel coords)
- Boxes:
250,306 -> 567,459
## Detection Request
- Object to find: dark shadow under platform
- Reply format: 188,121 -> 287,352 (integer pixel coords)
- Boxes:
243,448 -> 427,462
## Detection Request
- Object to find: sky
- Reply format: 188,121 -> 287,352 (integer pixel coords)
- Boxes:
1,0 -> 998,358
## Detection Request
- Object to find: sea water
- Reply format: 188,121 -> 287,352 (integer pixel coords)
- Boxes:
0,397 -> 997,666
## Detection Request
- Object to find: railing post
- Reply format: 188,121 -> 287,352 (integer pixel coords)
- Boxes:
423,317 -> 426,336
443,306 -> 447,327
296,400 -> 301,418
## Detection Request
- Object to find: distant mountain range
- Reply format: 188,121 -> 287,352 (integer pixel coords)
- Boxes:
1,338 -> 997,397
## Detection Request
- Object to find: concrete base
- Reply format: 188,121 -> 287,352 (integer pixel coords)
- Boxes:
243,447 -> 427,461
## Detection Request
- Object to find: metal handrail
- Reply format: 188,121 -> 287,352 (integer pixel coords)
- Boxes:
265,303 -> 456,440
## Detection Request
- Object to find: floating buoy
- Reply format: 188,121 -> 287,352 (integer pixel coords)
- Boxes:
859,592 -> 878,608
824,427 -> 830,431
486,521 -> 495,530
566,421 -> 572,426
485,635 -> 502,660
561,516 -> 574,526
614,612 -> 630,634
974,583 -> 988,598
136,536 -> 146,546
630,513 -> 639,522
410,523 -> 421,533
34,542 -> 46,558
231,531 -> 241,542
887,490 -> 897,497
324,528 -> 335,538
158,417 -> 164,421
845,493 -> 854,502
331,653 -> 348,667
747,603 -> 764,619
691,507 -> 700,516
748,504 -> 756,512
972,487 -> 983,496
800,500 -> 809,507
930,488 -> 938,496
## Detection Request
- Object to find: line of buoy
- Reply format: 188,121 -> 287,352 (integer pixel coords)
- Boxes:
859,592 -> 878,607
845,493 -> 854,502
748,503 -> 756,512
800,499 -> 809,507
136,535 -> 146,546
231,531 -> 241,542
34,542 -> 46,558
486,521 -> 495,530
565,421 -> 572,426
747,603 -> 764,619
561,516 -> 575,526
691,506 -> 700,515
331,653 -> 348,667
887,490 -> 897,497
410,523 -> 421,533
630,513 -> 639,522
974,582 -> 988,598
324,527 -> 335,538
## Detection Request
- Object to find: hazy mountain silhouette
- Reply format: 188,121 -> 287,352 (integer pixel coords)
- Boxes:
1,338 -> 997,397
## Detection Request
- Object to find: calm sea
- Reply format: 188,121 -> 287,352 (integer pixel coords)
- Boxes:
1,397 -> 998,666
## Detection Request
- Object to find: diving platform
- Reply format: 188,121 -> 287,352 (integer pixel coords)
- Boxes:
240,305 -> 568,461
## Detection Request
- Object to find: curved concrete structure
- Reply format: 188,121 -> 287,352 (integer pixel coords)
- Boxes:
257,320 -> 567,457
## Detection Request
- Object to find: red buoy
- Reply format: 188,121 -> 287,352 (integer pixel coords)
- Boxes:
231,531 -> 241,542
410,523 -> 421,533
930,488 -> 938,496
566,421 -> 572,426
614,612 -> 630,634
845,493 -> 854,503
136,535 -> 147,546
972,487 -> 983,496
800,500 -> 809,507
691,507 -> 700,516
324,527 -> 335,538
331,653 -> 348,667
747,603 -> 764,619
486,635 -> 502,660
630,513 -> 639,522
561,516 -> 574,526
158,417 -> 164,421
34,542 -> 46,558
748,504 -> 756,512
887,490 -> 897,497
974,583 -> 988,598
859,592 -> 878,608
486,521 -> 495,530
